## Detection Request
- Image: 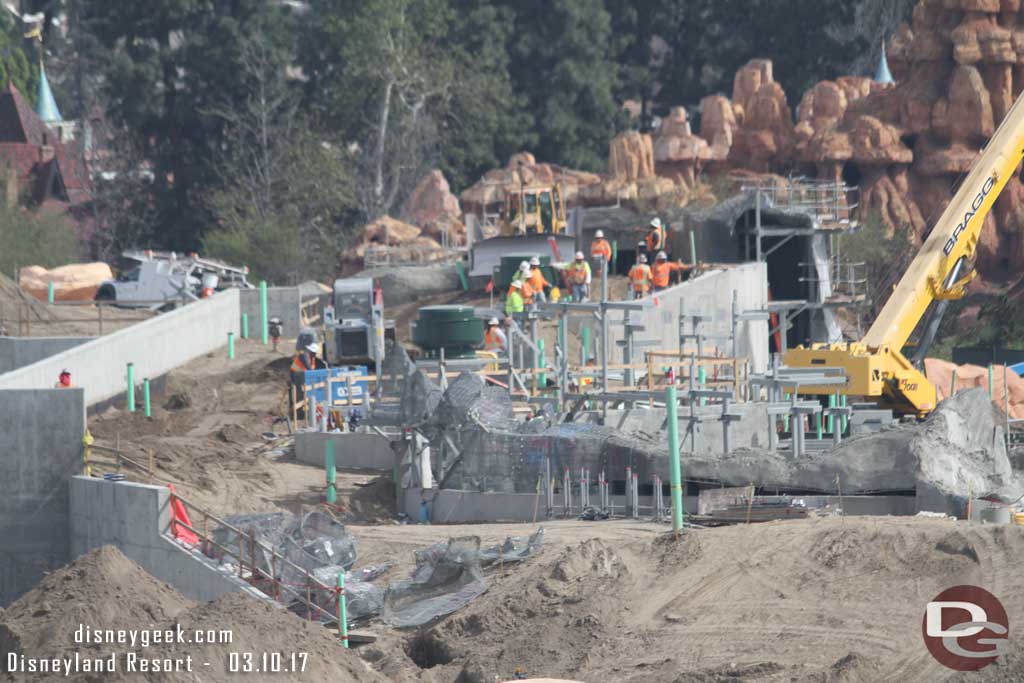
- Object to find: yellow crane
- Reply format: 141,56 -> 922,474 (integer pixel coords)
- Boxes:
785,89 -> 1024,416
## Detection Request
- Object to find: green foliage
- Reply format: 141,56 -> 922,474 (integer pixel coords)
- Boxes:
0,202 -> 83,275
0,12 -> 39,105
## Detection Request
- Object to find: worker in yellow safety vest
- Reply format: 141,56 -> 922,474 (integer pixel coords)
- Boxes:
510,261 -> 535,305
565,251 -> 592,302
651,251 -> 689,291
628,254 -> 653,299
483,317 -> 508,352
506,279 -> 525,317
527,256 -> 551,303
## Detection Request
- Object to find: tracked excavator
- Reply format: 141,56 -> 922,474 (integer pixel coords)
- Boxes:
784,88 -> 1024,417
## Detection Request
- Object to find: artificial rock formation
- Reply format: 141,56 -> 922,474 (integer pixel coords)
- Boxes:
401,170 -> 465,245
652,107 -> 711,187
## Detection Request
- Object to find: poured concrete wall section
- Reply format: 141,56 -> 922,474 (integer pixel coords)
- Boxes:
240,287 -> 303,338
295,431 -> 394,470
604,262 -> 769,374
403,487 -> 550,523
69,476 -> 268,603
0,336 -> 93,374
0,389 -> 85,606
0,290 -> 240,406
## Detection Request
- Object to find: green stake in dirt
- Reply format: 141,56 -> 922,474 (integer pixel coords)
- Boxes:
228,332 -> 235,360
259,280 -> 269,345
241,313 -> 249,339
537,339 -> 546,386
950,369 -> 957,396
816,410 -> 823,440
47,281 -> 54,304
337,572 -> 349,648
611,240 -> 618,273
325,440 -> 337,505
698,366 -> 707,406
666,382 -> 684,535
127,362 -> 135,413
827,394 -> 836,434
143,378 -> 151,418
581,326 -> 591,365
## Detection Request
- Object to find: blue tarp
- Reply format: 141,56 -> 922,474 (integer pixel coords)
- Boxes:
304,366 -> 368,404
1009,362 -> 1024,377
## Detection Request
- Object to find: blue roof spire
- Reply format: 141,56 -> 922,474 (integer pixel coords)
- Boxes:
875,41 -> 894,85
37,65 -> 62,124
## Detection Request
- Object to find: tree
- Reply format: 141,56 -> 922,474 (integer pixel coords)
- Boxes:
500,0 -> 620,171
828,0 -> 917,77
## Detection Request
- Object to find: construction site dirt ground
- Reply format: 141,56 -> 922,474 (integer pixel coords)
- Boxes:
57,337 -> 1024,681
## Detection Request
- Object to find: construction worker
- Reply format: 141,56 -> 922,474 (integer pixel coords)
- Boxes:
290,342 -> 324,420
628,254 -> 653,299
55,369 -> 73,388
565,251 -> 592,302
510,262 -> 535,305
505,279 -> 525,319
527,256 -> 551,303
652,251 -> 690,291
590,229 -> 612,269
643,217 -> 666,260
483,317 -> 508,352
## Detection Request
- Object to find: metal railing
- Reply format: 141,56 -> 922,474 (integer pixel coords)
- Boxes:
738,176 -> 861,229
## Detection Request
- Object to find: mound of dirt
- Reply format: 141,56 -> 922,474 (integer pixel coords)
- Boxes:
378,517 -> 1024,683
0,546 -> 390,683
0,546 -> 190,671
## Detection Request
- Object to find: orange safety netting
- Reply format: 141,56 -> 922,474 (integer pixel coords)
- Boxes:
924,358 -> 1024,419
167,484 -> 199,546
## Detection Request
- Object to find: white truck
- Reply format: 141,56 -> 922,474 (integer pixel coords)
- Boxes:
94,250 -> 252,308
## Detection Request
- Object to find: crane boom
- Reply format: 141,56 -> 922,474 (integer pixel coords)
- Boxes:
784,89 -> 1024,416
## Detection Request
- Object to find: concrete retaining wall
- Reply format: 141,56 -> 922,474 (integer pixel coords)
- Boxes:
69,476 -> 267,603
240,287 -> 303,338
295,432 -> 394,471
0,389 -> 85,606
0,290 -> 240,407
0,336 -> 93,374
604,262 -> 769,375
402,487 -> 548,523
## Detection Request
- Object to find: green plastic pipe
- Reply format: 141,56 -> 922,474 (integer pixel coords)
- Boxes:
689,230 -> 697,267
815,410 -> 823,440
259,280 -> 269,345
581,326 -> 591,365
337,572 -> 348,647
611,240 -> 618,274
241,313 -> 249,339
950,369 -> 957,396
127,362 -> 135,413
143,378 -> 151,418
228,332 -> 235,360
666,383 -> 684,534
455,261 -> 469,291
537,339 -> 546,386
827,394 -> 836,434
325,440 -> 336,505
698,366 -> 706,406
47,281 -> 54,304
988,364 -> 994,398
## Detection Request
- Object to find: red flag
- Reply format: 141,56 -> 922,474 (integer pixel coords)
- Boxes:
485,278 -> 494,293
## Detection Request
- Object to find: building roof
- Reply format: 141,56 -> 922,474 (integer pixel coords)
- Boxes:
0,82 -> 50,145
36,66 -> 62,124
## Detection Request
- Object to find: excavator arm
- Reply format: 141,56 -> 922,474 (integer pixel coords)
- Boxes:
785,90 -> 1024,416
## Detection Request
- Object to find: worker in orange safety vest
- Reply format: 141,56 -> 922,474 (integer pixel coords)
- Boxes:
651,251 -> 690,291
643,217 -> 666,260
628,253 -> 652,299
565,251 -> 592,302
483,317 -> 508,352
509,261 -> 535,305
527,256 -> 551,303
590,230 -> 612,266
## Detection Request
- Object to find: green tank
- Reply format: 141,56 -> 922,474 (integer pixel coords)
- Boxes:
412,305 -> 483,359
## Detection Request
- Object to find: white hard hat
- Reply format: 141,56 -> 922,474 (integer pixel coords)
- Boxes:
650,217 -> 662,229
520,262 -> 531,272
595,230 -> 604,238
638,254 -> 648,264
305,342 -> 320,354
530,256 -> 540,266
488,317 -> 499,326
575,251 -> 584,260
657,251 -> 667,260
511,280 -> 522,289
